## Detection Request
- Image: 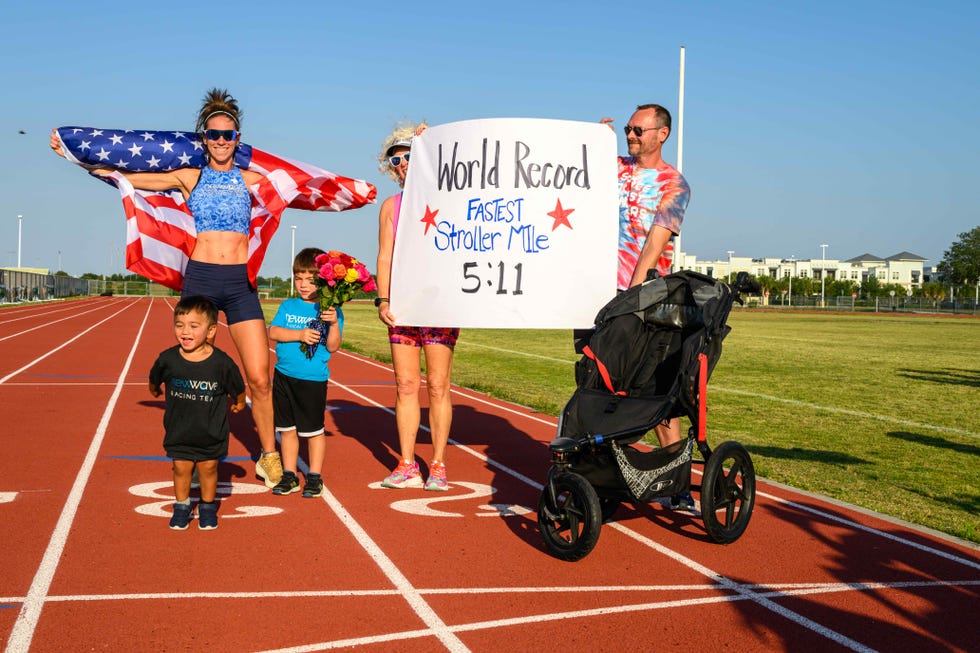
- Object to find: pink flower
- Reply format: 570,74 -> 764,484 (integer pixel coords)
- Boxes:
363,278 -> 377,293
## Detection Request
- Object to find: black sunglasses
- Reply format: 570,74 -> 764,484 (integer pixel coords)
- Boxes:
204,129 -> 239,142
624,125 -> 664,137
387,153 -> 411,167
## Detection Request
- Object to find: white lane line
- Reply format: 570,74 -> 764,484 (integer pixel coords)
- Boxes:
0,383 -> 147,387
604,522 -> 876,652
712,386 -> 980,439
312,483 -> 468,652
756,492 -> 980,569
0,299 -> 140,385
251,576 -> 980,653
336,350 -> 557,428
0,298 -> 136,344
0,299 -> 118,326
3,300 -> 153,653
4,578 -> 975,604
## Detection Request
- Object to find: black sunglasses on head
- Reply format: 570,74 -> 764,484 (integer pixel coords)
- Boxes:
204,129 -> 239,142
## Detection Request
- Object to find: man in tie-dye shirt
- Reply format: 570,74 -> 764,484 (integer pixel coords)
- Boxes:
600,103 -> 694,510
602,103 -> 691,290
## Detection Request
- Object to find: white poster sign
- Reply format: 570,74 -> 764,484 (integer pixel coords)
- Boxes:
390,118 -> 617,329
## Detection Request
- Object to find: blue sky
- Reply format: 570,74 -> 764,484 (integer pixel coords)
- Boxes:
1,0 -> 978,277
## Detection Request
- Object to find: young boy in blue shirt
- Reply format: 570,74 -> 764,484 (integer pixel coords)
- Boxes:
268,248 -> 343,497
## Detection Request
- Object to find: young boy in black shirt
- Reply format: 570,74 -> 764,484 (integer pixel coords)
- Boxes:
149,296 -> 246,530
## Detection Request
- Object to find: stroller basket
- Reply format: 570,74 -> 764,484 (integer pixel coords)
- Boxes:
567,436 -> 692,503
611,437 -> 692,502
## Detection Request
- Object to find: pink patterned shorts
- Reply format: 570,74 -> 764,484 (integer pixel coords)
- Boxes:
388,326 -> 460,348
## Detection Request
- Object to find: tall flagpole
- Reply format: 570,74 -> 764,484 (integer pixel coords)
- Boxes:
673,45 -> 685,271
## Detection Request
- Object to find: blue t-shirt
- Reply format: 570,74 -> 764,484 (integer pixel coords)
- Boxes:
271,298 -> 344,382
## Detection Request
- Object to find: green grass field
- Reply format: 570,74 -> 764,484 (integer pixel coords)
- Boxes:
267,302 -> 980,543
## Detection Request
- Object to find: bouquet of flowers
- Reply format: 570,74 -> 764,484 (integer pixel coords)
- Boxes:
300,250 -> 378,358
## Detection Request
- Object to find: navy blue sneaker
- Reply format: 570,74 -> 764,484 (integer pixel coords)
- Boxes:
668,492 -> 696,511
302,473 -> 323,498
169,503 -> 192,530
272,471 -> 301,495
198,501 -> 218,530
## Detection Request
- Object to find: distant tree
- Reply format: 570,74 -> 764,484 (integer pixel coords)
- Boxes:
921,282 -> 946,306
794,276 -> 814,296
827,278 -> 857,297
861,274 -> 880,297
937,226 -> 980,285
753,274 -> 777,296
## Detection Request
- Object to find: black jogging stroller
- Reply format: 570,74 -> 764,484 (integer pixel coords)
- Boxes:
538,270 -> 758,561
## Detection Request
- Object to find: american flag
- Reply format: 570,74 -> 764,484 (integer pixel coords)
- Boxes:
56,126 -> 376,290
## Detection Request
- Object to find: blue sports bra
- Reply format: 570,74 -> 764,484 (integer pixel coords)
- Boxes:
187,166 -> 252,235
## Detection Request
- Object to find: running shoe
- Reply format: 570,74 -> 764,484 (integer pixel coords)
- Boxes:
381,460 -> 423,489
424,461 -> 449,492
302,473 -> 323,498
256,451 -> 283,489
198,501 -> 218,530
169,503 -> 192,530
272,471 -> 301,495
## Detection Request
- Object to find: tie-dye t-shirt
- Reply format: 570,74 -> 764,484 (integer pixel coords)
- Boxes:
617,156 -> 690,290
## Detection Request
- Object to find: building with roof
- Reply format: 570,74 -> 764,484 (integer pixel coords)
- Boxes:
675,250 -> 928,291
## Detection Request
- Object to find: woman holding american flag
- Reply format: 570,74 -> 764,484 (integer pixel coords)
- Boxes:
50,88 -> 376,491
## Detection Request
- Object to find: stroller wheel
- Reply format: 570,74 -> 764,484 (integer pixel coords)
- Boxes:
700,441 -> 755,544
538,472 -> 602,561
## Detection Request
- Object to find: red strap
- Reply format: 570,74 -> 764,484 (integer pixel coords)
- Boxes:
583,346 -> 627,396
697,353 -> 708,443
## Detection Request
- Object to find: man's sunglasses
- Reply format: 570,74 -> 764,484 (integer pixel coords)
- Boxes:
387,153 -> 410,167
204,129 -> 239,142
624,125 -> 665,137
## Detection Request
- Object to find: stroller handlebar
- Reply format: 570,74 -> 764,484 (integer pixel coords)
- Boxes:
730,272 -> 760,305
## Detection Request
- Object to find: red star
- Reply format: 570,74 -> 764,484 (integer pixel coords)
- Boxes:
548,198 -> 574,231
420,205 -> 439,235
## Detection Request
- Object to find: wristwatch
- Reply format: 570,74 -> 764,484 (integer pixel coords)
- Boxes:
374,297 -> 389,307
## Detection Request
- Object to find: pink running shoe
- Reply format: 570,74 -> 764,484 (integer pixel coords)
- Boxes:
424,461 -> 448,492
381,460 -> 423,489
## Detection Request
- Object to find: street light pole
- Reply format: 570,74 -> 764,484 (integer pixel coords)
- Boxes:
289,225 -> 296,297
820,243 -> 828,308
727,250 -> 735,283
788,255 -> 795,307
17,214 -> 23,269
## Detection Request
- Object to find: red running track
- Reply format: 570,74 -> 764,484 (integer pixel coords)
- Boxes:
1,297 -> 978,652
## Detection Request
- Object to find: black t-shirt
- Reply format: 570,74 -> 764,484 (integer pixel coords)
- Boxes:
148,345 -> 246,460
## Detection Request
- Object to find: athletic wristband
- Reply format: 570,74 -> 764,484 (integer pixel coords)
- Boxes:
374,297 -> 389,307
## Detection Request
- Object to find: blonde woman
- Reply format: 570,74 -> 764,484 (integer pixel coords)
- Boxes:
375,122 -> 457,491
